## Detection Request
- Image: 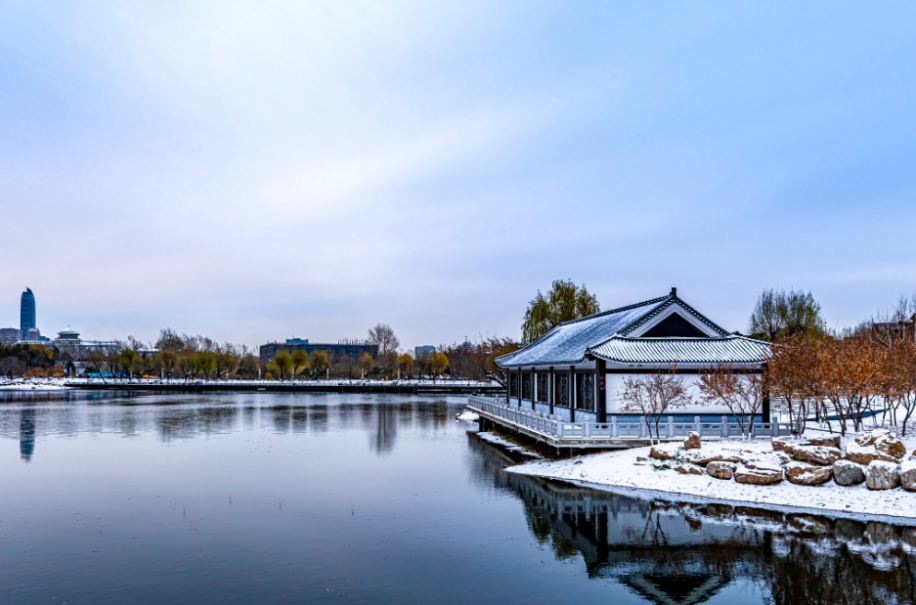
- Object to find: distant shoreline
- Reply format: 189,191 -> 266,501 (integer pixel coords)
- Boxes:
60,379 -> 504,395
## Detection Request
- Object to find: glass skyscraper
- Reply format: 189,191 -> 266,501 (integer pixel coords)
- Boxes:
20,288 -> 36,336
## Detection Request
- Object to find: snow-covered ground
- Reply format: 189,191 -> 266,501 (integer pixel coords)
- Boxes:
477,432 -> 541,458
508,434 -> 916,521
0,380 -> 68,391
456,410 -> 479,422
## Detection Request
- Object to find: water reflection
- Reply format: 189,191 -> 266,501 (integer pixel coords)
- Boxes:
19,408 -> 35,462
0,394 -> 458,461
469,434 -> 916,605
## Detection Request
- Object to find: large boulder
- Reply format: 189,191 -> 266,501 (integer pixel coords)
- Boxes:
650,445 -> 678,461
804,434 -> 841,448
707,461 -> 737,480
684,431 -> 701,450
792,445 -> 843,466
845,440 -> 896,465
855,429 -> 889,447
772,437 -> 788,452
899,458 -> 916,492
674,463 -> 703,475
785,461 -> 834,486
865,460 -> 899,490
833,460 -> 866,486
734,464 -> 783,485
678,449 -> 740,466
874,433 -> 906,460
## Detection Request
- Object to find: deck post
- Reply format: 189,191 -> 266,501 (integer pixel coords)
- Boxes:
611,415 -> 618,438
721,415 -> 728,438
667,416 -> 674,438
694,416 -> 701,436
596,359 -> 607,423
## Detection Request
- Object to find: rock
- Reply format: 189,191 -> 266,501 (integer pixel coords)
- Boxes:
833,460 -> 866,486
650,445 -> 677,460
651,459 -> 673,471
855,429 -> 889,448
845,440 -> 896,465
874,433 -> 906,460
734,465 -> 783,485
684,431 -> 701,450
739,455 -> 784,471
899,458 -> 916,492
706,461 -> 736,480
804,434 -> 841,448
865,460 -> 899,490
772,437 -> 788,452
784,461 -> 834,486
774,452 -> 792,465
678,450 -> 727,466
792,445 -> 843,466
675,464 -> 703,475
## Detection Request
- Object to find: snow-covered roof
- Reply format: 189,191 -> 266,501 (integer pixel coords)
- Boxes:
495,292 -> 758,368
587,336 -> 770,365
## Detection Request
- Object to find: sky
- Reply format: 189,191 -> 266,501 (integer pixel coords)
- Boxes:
1,1 -> 915,350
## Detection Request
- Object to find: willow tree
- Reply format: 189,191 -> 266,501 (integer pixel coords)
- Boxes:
521,279 -> 599,342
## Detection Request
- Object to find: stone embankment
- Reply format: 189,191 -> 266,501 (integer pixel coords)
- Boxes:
648,429 -> 916,492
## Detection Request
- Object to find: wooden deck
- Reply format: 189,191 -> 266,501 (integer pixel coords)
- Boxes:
468,395 -> 790,451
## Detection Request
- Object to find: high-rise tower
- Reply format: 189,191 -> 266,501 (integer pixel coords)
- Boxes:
20,288 -> 36,336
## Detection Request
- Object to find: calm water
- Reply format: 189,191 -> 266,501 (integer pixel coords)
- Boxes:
1,392 -> 914,605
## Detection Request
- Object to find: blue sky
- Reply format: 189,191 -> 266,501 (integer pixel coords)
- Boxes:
1,1 -> 914,349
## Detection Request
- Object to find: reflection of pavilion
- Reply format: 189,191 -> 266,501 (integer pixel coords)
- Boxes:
503,471 -> 734,605
470,433 -> 916,605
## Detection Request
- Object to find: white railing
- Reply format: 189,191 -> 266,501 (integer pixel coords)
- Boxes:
468,396 -> 789,442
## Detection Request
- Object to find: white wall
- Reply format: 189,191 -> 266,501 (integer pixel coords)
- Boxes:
606,373 -> 733,415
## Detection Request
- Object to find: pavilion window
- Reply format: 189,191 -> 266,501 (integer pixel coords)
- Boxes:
521,373 -> 532,401
576,373 -> 595,412
536,373 -> 549,403
554,374 -> 570,408
508,373 -> 519,399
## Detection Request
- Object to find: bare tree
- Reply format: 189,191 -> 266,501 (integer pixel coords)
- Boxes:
368,324 -> 399,378
699,363 -> 766,440
619,366 -> 692,444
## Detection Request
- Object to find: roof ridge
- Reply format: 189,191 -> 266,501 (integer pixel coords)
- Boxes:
619,296 -> 730,337
558,295 -> 671,327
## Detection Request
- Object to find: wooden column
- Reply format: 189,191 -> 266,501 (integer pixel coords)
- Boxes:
761,363 -> 771,421
596,359 -> 607,423
569,365 -> 576,423
548,366 -> 554,416
517,369 -> 523,408
531,368 -> 537,410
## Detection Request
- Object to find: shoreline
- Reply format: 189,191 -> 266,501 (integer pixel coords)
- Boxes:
505,440 -> 916,523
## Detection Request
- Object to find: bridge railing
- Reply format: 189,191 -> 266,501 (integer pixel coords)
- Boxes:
468,396 -> 788,441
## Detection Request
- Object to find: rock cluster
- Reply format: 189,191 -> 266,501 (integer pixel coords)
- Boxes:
639,428 -> 914,494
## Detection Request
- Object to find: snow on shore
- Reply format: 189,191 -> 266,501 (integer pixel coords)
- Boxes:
508,439 -> 916,521
456,410 -> 479,421
0,381 -> 68,391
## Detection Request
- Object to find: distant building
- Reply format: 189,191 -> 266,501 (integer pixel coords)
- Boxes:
415,345 -> 436,357
20,288 -> 36,336
0,328 -> 20,345
19,328 -> 120,361
260,338 -> 378,363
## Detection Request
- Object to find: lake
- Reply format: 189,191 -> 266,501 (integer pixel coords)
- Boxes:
0,392 -> 913,604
